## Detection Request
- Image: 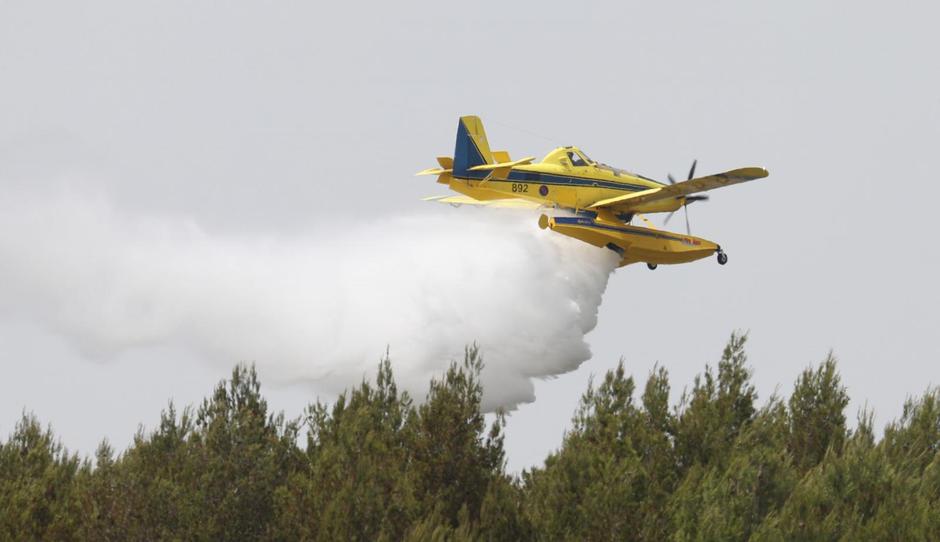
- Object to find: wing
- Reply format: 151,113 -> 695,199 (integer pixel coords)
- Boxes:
589,167 -> 769,210
423,195 -> 543,209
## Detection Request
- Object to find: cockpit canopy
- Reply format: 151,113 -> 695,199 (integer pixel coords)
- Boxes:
541,146 -> 651,181
567,148 -> 592,167
542,146 -> 594,167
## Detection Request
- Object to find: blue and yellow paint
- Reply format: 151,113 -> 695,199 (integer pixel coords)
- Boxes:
419,116 -> 767,268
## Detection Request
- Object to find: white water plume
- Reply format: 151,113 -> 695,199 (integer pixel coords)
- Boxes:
0,186 -> 619,409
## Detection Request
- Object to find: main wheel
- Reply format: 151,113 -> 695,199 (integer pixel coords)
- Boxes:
647,263 -> 658,270
717,252 -> 728,265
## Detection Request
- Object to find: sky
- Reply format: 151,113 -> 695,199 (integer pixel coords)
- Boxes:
2,1 -> 939,472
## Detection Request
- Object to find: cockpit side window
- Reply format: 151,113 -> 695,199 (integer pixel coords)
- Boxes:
567,151 -> 587,167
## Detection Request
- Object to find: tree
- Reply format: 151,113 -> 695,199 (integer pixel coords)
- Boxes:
788,353 -> 849,471
670,399 -> 796,541
274,355 -> 416,541
0,413 -> 83,540
524,361 -> 654,541
190,364 -> 302,539
3,335 -> 940,541
408,346 -> 508,528
673,332 -> 757,472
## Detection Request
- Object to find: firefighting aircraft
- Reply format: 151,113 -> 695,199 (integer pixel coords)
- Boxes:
418,116 -> 769,269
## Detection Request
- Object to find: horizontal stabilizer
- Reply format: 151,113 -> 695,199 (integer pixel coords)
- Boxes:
416,167 -> 453,176
417,157 -> 456,176
468,156 -> 536,172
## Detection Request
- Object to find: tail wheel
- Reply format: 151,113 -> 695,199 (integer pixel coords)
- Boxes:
717,251 -> 728,265
647,263 -> 658,270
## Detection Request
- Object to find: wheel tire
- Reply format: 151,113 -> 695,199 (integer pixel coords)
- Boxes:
647,263 -> 658,270
717,252 -> 728,265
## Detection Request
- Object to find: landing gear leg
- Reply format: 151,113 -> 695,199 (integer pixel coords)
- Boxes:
716,249 -> 728,266
647,263 -> 658,270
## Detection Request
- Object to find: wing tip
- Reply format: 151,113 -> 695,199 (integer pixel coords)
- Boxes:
739,166 -> 770,179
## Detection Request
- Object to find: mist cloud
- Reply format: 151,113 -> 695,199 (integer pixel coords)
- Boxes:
0,185 -> 618,410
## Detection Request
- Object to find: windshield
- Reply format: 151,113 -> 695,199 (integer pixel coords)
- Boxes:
567,150 -> 589,167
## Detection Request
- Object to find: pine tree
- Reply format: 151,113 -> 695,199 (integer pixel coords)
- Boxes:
0,413 -> 83,540
523,361 -> 650,541
673,332 -> 757,472
3,335 -> 939,541
788,353 -> 849,471
277,355 -> 416,541
408,346 -> 507,528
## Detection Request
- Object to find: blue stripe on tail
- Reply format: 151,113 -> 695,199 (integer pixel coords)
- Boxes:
453,119 -> 487,176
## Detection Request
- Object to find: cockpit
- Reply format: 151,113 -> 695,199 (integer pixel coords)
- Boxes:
565,148 -> 593,167
540,146 -> 658,182
567,151 -> 586,166
545,146 -> 642,174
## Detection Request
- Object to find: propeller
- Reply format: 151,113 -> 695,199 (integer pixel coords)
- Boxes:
663,159 -> 709,235
666,159 -> 697,186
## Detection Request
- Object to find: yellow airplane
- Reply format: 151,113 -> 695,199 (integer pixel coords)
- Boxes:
419,116 -> 769,269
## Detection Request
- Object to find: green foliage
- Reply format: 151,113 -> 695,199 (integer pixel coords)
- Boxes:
523,361 -> 650,541
274,354 -> 416,540
788,353 -> 849,471
1,335 -> 937,541
271,347 -> 513,541
0,414 -> 82,540
755,392 -> 940,541
410,346 -> 506,527
673,332 -> 757,472
669,399 -> 796,541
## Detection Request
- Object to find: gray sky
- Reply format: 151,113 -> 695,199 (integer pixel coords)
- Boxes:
2,1 -> 939,471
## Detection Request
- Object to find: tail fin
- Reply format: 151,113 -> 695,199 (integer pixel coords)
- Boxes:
453,115 -> 493,176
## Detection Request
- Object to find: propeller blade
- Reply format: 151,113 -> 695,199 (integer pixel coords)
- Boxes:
667,173 -> 676,185
683,205 -> 691,236
685,194 -> 710,204
687,159 -> 697,181
664,211 -> 676,226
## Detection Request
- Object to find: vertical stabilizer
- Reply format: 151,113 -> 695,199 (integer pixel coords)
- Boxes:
453,115 -> 493,175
